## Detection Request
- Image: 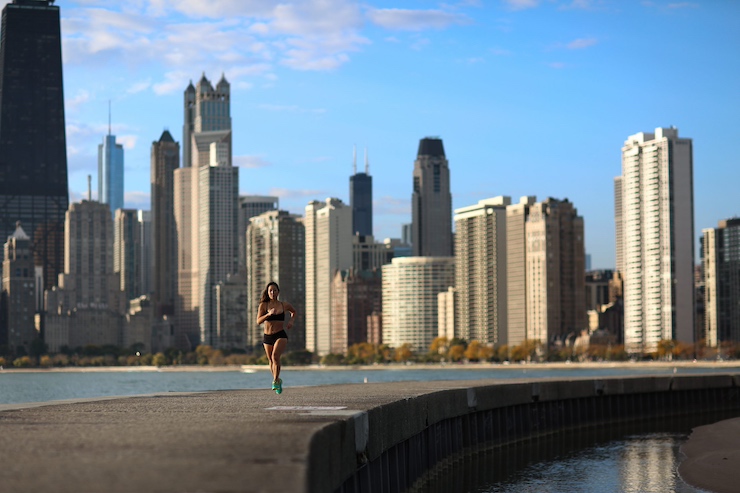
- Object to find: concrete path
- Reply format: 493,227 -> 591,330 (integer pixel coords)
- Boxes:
0,379 -> 481,493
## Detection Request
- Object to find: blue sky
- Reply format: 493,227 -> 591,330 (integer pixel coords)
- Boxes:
12,0 -> 739,269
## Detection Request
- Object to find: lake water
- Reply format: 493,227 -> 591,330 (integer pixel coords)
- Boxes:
1,364 -> 736,493
2,363 -> 739,406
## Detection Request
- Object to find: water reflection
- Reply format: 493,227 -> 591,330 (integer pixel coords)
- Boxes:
412,413 -> 732,493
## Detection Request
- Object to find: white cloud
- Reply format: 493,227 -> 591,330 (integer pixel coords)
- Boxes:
367,9 -> 471,31
66,90 -> 92,112
126,80 -> 152,94
502,0 -> 540,10
567,37 -> 598,49
124,191 -> 150,210
234,155 -> 271,169
153,71 -> 189,95
117,135 -> 138,150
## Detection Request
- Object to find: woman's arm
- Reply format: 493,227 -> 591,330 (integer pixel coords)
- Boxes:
285,302 -> 296,329
256,302 -> 272,325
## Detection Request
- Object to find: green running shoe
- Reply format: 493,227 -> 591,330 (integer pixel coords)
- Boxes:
275,378 -> 283,394
271,380 -> 277,390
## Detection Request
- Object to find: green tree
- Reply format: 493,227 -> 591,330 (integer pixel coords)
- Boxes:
152,352 -> 168,367
321,353 -> 345,365
429,337 -> 449,355
283,350 -> 313,366
393,344 -> 414,363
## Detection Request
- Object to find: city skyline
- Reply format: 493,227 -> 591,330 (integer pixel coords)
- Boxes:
11,0 -> 739,270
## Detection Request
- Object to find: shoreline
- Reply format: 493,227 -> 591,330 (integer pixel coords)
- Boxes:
2,360 -> 740,373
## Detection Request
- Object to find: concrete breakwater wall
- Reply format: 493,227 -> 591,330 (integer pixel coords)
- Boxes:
307,375 -> 740,493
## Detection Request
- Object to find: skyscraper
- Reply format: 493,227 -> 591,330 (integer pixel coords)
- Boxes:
350,148 -> 373,237
619,127 -> 695,354
506,196 -> 536,347
151,130 -> 179,316
382,257 -> 455,353
411,137 -> 452,257
0,0 -> 69,293
525,198 -> 586,346
174,73 -> 236,350
304,198 -> 352,356
454,196 -> 511,346
238,195 -> 278,274
98,117 -> 124,218
1,222 -> 36,353
702,218 -> 740,347
246,210 -> 305,352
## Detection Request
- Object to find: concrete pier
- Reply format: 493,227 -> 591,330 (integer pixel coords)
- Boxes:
1,375 -> 738,493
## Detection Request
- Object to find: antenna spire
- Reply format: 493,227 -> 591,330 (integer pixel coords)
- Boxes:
352,145 -> 357,175
87,175 -> 92,201
108,100 -> 111,136
364,148 -> 369,174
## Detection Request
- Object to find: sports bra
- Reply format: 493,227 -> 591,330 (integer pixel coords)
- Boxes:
265,302 -> 285,321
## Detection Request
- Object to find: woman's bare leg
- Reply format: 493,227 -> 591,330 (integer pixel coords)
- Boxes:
271,338 -> 288,382
263,343 -> 276,382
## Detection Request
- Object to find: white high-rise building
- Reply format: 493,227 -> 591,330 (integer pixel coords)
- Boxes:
304,198 -> 352,356
454,196 -> 511,346
382,257 -> 455,353
619,127 -> 695,353
702,218 -> 740,347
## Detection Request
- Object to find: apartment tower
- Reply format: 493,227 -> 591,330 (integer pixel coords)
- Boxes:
525,198 -> 586,346
246,210 -> 305,352
702,218 -> 740,347
304,198 -> 352,356
506,196 -> 537,347
619,127 -> 695,353
454,196 -> 511,346
1,222 -> 36,353
411,137 -> 452,257
0,0 -> 69,293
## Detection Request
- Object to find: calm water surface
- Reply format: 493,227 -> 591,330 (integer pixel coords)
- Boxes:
1,364 -> 739,405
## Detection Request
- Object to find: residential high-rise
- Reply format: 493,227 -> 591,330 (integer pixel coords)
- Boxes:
1,222 -> 36,353
0,0 -> 69,293
506,196 -> 536,347
246,210 -> 305,352
614,177 -> 624,275
215,273 -> 247,350
382,257 -> 455,353
137,210 -> 152,297
619,127 -> 695,353
304,198 -> 352,356
151,130 -> 179,316
350,148 -> 373,237
525,198 -> 586,346
98,123 -> 124,219
411,137 -> 452,257
702,218 -> 740,347
44,200 -> 125,351
330,268 -> 381,354
454,196 -> 511,346
174,74 -> 235,351
238,195 -> 278,274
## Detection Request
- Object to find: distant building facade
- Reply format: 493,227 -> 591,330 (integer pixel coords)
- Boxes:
0,0 -> 69,293
1,222 -> 37,353
702,218 -> 740,347
506,196 -> 537,347
304,198 -> 352,356
98,132 -> 124,219
246,210 -> 305,352
238,195 -> 278,274
151,130 -> 179,317
330,268 -> 382,354
350,148 -> 373,237
411,138 -> 452,257
44,200 -> 126,352
382,257 -> 454,353
454,196 -> 511,346
619,128 -> 695,353
525,198 -> 586,346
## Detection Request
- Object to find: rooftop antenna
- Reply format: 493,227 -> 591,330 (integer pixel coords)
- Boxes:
364,147 -> 369,174
352,145 -> 357,175
87,175 -> 92,201
108,100 -> 111,136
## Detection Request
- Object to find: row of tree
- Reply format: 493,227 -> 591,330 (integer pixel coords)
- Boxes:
3,337 -> 738,369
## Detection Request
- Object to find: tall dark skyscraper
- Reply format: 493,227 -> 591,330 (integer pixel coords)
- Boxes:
151,130 -> 179,317
411,137 -> 452,257
350,147 -> 373,237
0,0 -> 69,293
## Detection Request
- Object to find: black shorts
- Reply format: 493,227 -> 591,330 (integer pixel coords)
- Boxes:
263,330 -> 288,345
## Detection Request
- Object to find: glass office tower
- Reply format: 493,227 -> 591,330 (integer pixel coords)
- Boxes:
0,0 -> 69,293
